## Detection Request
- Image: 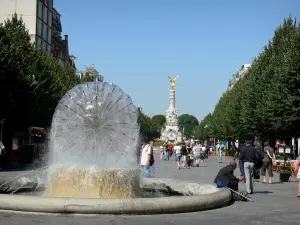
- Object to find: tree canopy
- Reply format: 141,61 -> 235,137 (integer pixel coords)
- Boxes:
198,16 -> 300,143
178,114 -> 199,138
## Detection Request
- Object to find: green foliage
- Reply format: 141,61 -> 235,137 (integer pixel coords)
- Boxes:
178,114 -> 199,138
193,113 -> 213,141
138,111 -> 161,140
204,16 -> 300,141
151,114 -> 166,130
153,140 -> 164,147
81,73 -> 94,82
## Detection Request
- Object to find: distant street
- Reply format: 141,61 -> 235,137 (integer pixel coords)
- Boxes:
0,152 -> 299,225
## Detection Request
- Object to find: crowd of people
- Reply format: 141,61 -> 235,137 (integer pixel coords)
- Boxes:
159,139 -> 208,169
139,137 -> 300,200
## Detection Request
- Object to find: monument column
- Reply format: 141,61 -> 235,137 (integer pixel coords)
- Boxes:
160,75 -> 182,142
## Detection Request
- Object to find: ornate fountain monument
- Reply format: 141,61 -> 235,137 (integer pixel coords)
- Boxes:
0,81 -> 231,214
160,75 -> 183,142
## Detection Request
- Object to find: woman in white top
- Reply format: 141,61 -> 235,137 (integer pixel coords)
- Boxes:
174,143 -> 182,169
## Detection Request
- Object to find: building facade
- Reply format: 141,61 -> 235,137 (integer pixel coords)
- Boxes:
0,0 -> 53,56
0,0 -> 74,68
228,64 -> 251,90
52,8 -> 74,68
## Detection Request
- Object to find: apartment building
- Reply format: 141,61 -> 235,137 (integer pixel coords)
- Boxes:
228,64 -> 251,90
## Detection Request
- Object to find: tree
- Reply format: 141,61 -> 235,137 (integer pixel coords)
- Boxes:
193,113 -> 212,141
0,15 -> 92,153
138,111 -> 160,140
178,114 -> 199,138
206,15 -> 300,144
151,115 -> 166,130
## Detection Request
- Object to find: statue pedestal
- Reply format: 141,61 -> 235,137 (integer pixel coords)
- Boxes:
45,168 -> 141,199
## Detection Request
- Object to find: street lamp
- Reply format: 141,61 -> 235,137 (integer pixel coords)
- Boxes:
0,118 -> 4,141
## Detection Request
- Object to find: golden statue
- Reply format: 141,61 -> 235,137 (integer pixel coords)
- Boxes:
168,75 -> 179,88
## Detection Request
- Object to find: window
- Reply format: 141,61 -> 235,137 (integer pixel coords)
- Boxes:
47,29 -> 51,44
43,7 -> 47,23
48,11 -> 52,27
43,24 -> 47,41
37,19 -> 42,37
47,45 -> 51,56
38,1 -> 42,18
40,39 -> 44,50
36,37 -> 42,49
48,0 -> 53,9
43,41 -> 47,52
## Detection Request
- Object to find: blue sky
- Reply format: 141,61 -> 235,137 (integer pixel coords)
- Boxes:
54,0 -> 300,121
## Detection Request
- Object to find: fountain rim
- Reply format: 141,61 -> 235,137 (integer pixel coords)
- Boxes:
0,178 -> 231,215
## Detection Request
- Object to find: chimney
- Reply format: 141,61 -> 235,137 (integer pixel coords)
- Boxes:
64,35 -> 69,56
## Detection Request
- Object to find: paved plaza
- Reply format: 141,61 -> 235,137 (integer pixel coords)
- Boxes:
0,152 -> 299,224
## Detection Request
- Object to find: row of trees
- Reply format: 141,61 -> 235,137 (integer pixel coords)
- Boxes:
195,16 -> 300,144
0,16 -> 93,149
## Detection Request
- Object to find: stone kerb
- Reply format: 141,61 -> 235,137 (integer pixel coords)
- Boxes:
0,178 -> 231,215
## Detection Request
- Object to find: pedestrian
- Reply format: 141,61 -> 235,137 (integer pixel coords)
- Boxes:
239,140 -> 260,194
159,146 -> 164,159
163,139 -> 170,160
192,142 -> 201,167
217,143 -> 223,163
261,141 -> 276,184
294,156 -> 300,197
140,137 -> 155,177
174,142 -> 182,169
234,144 -> 245,179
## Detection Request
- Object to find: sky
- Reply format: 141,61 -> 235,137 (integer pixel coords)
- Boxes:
54,0 -> 300,121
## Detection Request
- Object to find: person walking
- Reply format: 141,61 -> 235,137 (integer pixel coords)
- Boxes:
261,141 -> 276,184
192,142 -> 201,167
163,139 -> 170,160
174,143 -> 182,169
181,142 -> 188,167
217,143 -> 223,163
140,137 -> 155,177
239,140 -> 260,194
234,145 -> 245,179
294,156 -> 300,197
159,146 -> 164,159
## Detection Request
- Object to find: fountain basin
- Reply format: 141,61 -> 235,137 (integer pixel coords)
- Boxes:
46,168 -> 141,198
0,178 -> 231,214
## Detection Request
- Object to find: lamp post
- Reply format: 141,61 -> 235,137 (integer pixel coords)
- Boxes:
0,119 -> 5,141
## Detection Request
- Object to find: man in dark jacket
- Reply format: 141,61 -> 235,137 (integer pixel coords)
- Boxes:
239,140 -> 260,194
214,161 -> 244,191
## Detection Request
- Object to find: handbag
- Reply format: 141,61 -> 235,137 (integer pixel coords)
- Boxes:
272,159 -> 277,167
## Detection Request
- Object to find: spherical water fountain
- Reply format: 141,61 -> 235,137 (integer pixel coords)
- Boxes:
0,82 -> 231,214
46,82 -> 141,199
